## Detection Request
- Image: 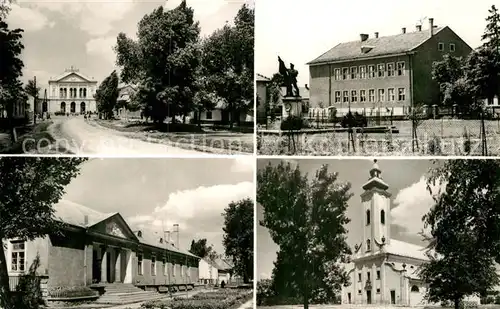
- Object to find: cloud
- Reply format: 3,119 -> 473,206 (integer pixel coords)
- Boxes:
7,4 -> 55,31
86,37 -> 117,64
391,176 -> 445,235
259,272 -> 270,280
231,157 -> 255,174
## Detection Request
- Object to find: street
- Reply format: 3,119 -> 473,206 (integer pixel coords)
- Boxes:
45,116 -> 208,156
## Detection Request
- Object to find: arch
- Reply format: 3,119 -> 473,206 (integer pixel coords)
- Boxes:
70,102 -> 76,113
366,239 -> 371,251
80,102 -> 86,114
411,285 -> 419,292
381,210 -> 385,225
366,209 -> 371,225
60,102 -> 66,113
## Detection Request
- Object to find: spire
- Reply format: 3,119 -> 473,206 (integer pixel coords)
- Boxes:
362,159 -> 389,191
369,159 -> 382,179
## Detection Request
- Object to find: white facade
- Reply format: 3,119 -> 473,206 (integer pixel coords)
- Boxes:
198,258 -> 218,284
42,67 -> 98,115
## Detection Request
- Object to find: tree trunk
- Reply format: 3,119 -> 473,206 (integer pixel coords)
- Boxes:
0,239 -> 13,309
303,288 -> 309,309
454,296 -> 460,309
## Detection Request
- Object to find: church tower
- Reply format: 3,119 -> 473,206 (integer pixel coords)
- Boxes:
360,159 -> 391,254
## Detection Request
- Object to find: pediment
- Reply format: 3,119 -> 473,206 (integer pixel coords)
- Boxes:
57,72 -> 92,83
88,214 -> 138,241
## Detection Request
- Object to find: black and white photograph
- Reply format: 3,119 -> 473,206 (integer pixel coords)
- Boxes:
256,0 -> 500,156
0,0 -> 254,155
0,156 -> 254,309
257,158 -> 500,309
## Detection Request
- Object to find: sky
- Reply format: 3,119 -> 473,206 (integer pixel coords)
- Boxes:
6,0 -> 253,93
256,158 -> 445,281
60,157 -> 254,255
255,0 -> 494,86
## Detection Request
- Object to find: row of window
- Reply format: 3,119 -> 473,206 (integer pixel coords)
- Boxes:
334,88 -> 406,104
57,87 -> 88,99
137,254 -> 190,277
438,42 -> 456,52
358,269 -> 381,282
366,209 -> 385,226
333,62 -> 406,81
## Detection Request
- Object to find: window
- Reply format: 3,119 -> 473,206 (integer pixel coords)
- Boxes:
378,89 -> 385,102
366,210 -> 371,225
358,274 -> 362,282
359,66 -> 367,79
138,254 -> 143,275
342,68 -> 349,80
411,285 -> 419,292
367,272 -> 371,281
367,239 -> 371,251
438,42 -> 444,51
381,210 -> 385,224
358,290 -> 362,294
10,241 -> 25,272
351,90 -> 357,103
335,91 -> 341,103
163,259 -> 167,275
83,88 -> 87,98
387,63 -> 395,77
377,64 -> 385,78
206,111 -> 213,120
398,88 -> 406,101
368,65 -> 375,78
151,256 -> 156,276
368,89 -> 375,102
377,270 -> 381,280
377,289 -> 381,293
397,62 -> 405,76
334,69 -> 341,80
343,91 -> 349,103
388,88 -> 395,102
350,67 -> 358,79
360,90 -> 366,102
450,43 -> 456,52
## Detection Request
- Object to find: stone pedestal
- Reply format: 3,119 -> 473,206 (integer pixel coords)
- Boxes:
282,96 -> 303,119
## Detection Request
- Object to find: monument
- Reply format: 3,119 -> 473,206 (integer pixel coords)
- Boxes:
278,56 -> 302,119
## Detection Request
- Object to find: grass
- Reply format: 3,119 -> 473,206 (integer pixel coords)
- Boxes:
95,119 -> 254,154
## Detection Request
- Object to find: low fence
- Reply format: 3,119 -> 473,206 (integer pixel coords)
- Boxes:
9,275 -> 49,297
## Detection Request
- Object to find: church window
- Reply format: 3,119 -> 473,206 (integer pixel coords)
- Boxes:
411,285 -> 419,292
366,239 -> 371,251
376,270 -> 380,279
381,210 -> 385,224
10,241 -> 25,272
366,210 -> 371,225
358,273 -> 361,282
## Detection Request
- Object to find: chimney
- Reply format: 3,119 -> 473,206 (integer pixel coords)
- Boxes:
416,25 -> 422,32
429,18 -> 434,36
374,32 -> 379,38
84,215 -> 88,225
173,224 -> 179,248
165,231 -> 171,244
360,33 -> 369,42
305,84 -> 309,90
401,27 -> 406,34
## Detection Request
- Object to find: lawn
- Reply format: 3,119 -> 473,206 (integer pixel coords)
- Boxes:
95,119 -> 254,154
141,289 -> 253,309
257,119 -> 500,156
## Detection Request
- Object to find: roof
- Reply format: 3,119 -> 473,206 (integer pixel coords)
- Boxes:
308,27 -> 445,65
49,69 -> 97,83
385,239 -> 428,261
53,200 -> 198,258
256,74 -> 271,82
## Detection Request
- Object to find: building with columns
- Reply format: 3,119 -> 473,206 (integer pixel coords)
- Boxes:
3,200 -> 199,297
41,67 -> 98,114
341,160 -> 429,306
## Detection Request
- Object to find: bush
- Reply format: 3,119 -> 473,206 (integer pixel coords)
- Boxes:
48,286 -> 97,298
495,295 -> 500,305
280,116 -> 307,131
143,290 -> 251,309
427,135 -> 442,155
11,255 -> 45,309
460,301 -> 479,309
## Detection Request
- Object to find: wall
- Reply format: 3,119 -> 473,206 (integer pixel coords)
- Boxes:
47,234 -> 85,288
256,81 -> 268,121
412,27 -> 473,106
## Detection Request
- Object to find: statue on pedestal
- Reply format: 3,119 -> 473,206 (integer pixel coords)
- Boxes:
278,56 -> 300,97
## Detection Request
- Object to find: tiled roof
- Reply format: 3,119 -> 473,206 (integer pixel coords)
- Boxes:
308,27 -> 445,64
53,200 -> 198,259
256,74 -> 271,82
385,239 -> 428,261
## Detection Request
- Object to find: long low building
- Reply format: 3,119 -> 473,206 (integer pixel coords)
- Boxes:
3,200 -> 200,296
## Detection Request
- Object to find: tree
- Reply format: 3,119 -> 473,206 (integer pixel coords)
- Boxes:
222,198 -> 253,283
202,4 -> 254,128
420,160 -> 500,309
115,1 -> 200,124
257,163 -> 352,309
189,238 -> 213,258
25,79 -> 40,99
482,5 -> 500,53
0,157 -> 87,309
95,70 -> 119,120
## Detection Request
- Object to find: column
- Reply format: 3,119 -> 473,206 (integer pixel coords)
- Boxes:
115,249 -> 121,283
101,248 -> 107,283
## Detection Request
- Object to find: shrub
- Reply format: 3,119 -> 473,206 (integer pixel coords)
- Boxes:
11,255 -> 45,309
280,116 -> 306,131
48,286 -> 97,298
495,295 -> 500,305
463,127 -> 471,155
460,301 -> 479,309
427,135 -> 442,155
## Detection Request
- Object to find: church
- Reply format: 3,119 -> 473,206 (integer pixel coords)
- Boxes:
341,160 -> 430,306
36,67 -> 99,115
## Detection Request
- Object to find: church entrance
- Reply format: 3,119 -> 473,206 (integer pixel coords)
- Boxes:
390,290 -> 396,304
366,290 -> 372,304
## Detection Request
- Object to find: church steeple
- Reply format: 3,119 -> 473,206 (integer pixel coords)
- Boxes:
362,159 -> 389,191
